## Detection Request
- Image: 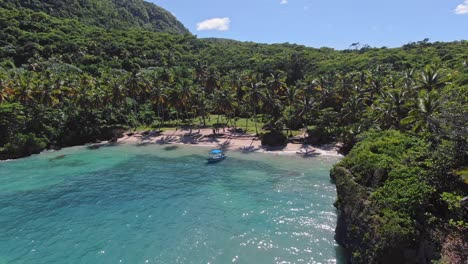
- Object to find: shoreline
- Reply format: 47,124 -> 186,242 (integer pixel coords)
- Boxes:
116,128 -> 343,157
0,128 -> 343,162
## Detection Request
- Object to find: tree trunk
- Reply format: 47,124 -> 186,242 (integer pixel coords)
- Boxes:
254,111 -> 258,135
245,117 -> 249,132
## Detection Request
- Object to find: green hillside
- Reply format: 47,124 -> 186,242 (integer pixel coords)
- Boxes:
0,0 -> 189,34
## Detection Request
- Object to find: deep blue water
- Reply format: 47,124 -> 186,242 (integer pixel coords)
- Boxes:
0,144 -> 344,263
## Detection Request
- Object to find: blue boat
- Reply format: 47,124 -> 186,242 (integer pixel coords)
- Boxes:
207,149 -> 226,163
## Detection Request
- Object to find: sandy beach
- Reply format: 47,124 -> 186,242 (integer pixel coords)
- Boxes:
116,128 -> 342,157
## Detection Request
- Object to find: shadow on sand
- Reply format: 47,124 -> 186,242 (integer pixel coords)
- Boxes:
239,145 -> 261,153
296,144 -> 320,158
217,140 -> 231,150
198,136 -> 220,144
155,136 -> 178,145
179,134 -> 203,144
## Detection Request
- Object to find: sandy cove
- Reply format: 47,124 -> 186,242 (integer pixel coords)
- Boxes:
117,128 -> 342,157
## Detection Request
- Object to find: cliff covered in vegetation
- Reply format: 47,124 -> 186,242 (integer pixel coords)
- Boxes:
332,131 -> 467,263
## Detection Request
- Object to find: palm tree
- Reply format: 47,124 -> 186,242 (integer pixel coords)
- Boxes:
314,74 -> 337,108
75,74 -> 97,109
172,78 -> 195,130
266,71 -> 286,95
245,74 -> 265,135
401,89 -> 442,133
354,71 -> 371,90
417,66 -> 446,91
227,70 -> 245,130
193,61 -> 208,85
205,67 -> 219,95
37,83 -> 60,107
14,73 -> 35,105
402,68 -> 415,88
336,72 -> 354,99
106,71 -> 127,107
283,84 -> 301,135
262,87 -> 282,130
150,83 -> 167,130
341,93 -> 365,125
368,74 -> 384,103
0,79 -> 13,103
297,77 -> 319,134
386,89 -> 408,128
125,71 -> 145,120
36,71 -> 63,107
193,85 -> 210,128
212,86 -> 235,132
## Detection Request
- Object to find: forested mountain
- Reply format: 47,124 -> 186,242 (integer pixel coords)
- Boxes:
0,2 -> 467,263
0,0 -> 189,34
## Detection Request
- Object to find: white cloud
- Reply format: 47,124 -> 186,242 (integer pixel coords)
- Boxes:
196,17 -> 230,31
280,0 -> 288,4
455,0 -> 468,14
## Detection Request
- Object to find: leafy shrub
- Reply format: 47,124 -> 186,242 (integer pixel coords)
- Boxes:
372,176 -> 434,214
341,130 -> 427,187
333,130 -> 440,263
261,131 -> 287,147
0,102 -> 28,146
1,133 -> 48,158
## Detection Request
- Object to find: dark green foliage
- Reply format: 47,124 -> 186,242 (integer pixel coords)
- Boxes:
0,102 -> 28,146
1,133 -> 48,158
261,131 -> 287,147
332,131 -> 467,263
341,131 -> 428,186
0,6 -> 195,68
0,0 -> 189,34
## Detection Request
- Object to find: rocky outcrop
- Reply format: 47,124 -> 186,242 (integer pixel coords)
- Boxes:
331,165 -> 441,264
328,131 -> 454,263
331,166 -> 374,263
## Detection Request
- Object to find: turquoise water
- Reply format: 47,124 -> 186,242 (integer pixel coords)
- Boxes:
0,144 -> 344,264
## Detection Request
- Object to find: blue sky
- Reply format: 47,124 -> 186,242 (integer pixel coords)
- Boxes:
151,0 -> 468,50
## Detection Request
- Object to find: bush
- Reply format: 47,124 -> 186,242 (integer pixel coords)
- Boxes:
305,125 -> 334,145
340,130 -> 427,187
1,133 -> 48,158
261,130 -> 287,147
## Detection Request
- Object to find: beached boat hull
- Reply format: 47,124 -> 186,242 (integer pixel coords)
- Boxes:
207,155 -> 226,163
207,149 -> 226,163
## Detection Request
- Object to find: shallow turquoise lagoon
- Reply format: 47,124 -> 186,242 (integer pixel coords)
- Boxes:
0,144 -> 344,264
